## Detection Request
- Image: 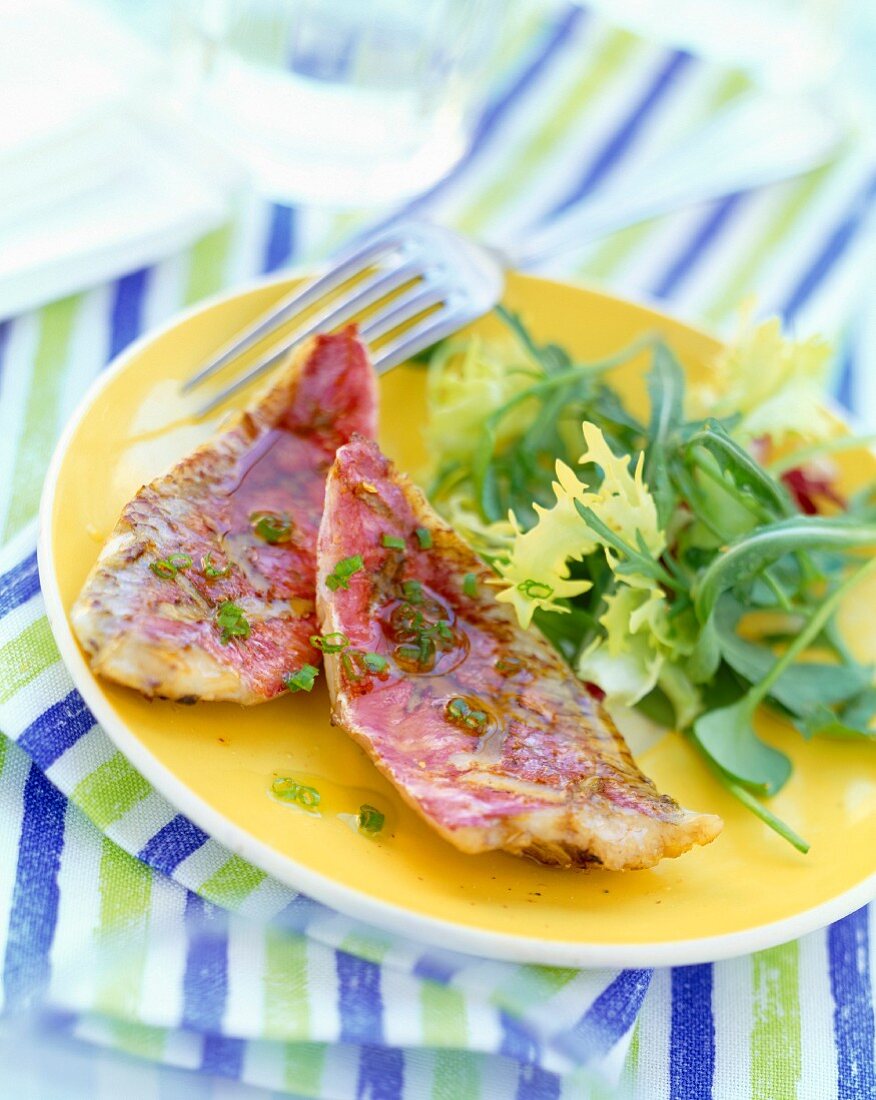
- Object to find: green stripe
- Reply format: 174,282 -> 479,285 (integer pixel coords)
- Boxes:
264,929 -> 310,1038
702,162 -> 835,323
0,733 -> 8,779
0,617 -> 58,703
284,1042 -> 326,1097
431,1049 -> 479,1100
421,981 -> 468,1048
199,853 -> 266,908
494,964 -> 577,1015
4,296 -> 80,541
619,1020 -> 640,1094
751,941 -> 801,1100
110,1019 -> 165,1060
72,752 -> 151,828
95,837 -> 153,1015
185,224 -> 233,306
456,30 -> 640,237
577,70 -> 750,281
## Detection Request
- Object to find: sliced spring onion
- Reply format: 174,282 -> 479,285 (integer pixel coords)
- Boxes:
310,631 -> 349,654
401,579 -> 423,604
381,534 -> 406,550
326,554 -> 364,592
363,652 -> 388,673
201,552 -> 231,579
251,510 -> 293,544
216,601 -> 250,644
150,553 -> 192,579
463,573 -> 477,597
517,578 -> 554,600
272,777 -> 320,809
445,696 -> 488,730
415,527 -> 433,549
357,804 -> 385,836
283,664 -> 320,693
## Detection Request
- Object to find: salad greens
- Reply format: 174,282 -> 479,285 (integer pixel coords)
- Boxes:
424,306 -> 876,850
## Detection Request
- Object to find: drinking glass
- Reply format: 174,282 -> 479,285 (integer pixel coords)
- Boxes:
175,0 -> 505,206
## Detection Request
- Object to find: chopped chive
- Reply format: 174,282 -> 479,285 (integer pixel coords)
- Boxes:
415,527 -> 433,549
445,696 -> 489,731
463,573 -> 477,597
272,777 -> 320,810
363,652 -> 388,673
401,579 -> 423,604
517,578 -> 554,600
357,804 -> 385,836
283,664 -> 320,693
326,554 -> 364,592
216,601 -> 250,644
150,553 -> 192,579
495,655 -> 524,675
201,552 -> 231,579
251,510 -> 293,544
381,534 -> 406,550
310,631 -> 349,654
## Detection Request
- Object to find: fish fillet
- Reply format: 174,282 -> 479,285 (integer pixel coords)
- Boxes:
72,329 -> 377,703
316,437 -> 722,870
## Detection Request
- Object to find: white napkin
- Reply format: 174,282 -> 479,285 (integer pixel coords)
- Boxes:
0,0 -> 238,319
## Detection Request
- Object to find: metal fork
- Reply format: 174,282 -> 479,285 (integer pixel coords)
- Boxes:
183,93 -> 839,415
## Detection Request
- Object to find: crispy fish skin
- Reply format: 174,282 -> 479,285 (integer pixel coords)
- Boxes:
316,438 -> 722,870
72,329 -> 377,704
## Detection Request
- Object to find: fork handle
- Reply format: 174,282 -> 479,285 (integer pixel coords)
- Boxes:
504,93 -> 840,269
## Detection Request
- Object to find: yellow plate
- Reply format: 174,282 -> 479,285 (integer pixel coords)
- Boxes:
39,272 -> 876,966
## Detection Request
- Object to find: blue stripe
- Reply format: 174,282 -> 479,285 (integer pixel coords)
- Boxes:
17,690 -> 95,770
669,964 -> 715,1100
2,762 -> 66,1011
108,268 -> 150,363
337,951 -> 384,1044
499,1014 -> 560,1100
276,892 -> 328,935
651,193 -> 745,300
262,204 -> 297,273
0,551 -> 40,620
413,950 -> 461,985
554,968 -> 652,1061
182,893 -> 229,1032
782,171 -> 876,322
543,49 -> 693,221
137,814 -> 208,876
349,4 -> 585,246
828,907 -> 875,1100
356,1045 -> 405,1100
200,1034 -> 245,1078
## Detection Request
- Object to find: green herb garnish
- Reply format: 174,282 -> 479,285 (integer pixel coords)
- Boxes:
415,527 -> 433,549
463,573 -> 478,597
363,652 -> 388,673
283,664 -> 320,693
216,600 -> 250,644
381,534 -> 406,550
422,307 -> 876,850
401,579 -> 423,604
201,553 -> 231,579
310,631 -> 349,654
150,553 -> 192,579
251,510 -> 293,544
357,803 -> 385,836
326,554 -> 364,592
272,777 -> 320,809
445,696 -> 489,731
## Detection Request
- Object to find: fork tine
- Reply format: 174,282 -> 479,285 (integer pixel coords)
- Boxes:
182,234 -> 402,393
194,258 -> 425,416
374,307 -> 468,374
359,284 -> 445,344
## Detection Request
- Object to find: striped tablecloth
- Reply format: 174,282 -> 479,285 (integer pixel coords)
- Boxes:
1,4 -> 874,1097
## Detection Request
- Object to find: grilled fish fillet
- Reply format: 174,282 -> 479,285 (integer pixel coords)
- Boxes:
72,329 -> 377,704
316,438 -> 722,870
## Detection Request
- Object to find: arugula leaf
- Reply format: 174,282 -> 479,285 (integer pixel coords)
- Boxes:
645,343 -> 685,527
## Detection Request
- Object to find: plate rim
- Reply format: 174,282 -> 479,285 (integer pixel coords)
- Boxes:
38,270 -> 876,968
